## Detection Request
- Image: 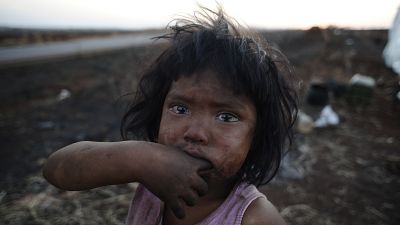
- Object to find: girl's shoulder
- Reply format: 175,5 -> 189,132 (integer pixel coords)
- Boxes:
242,196 -> 286,225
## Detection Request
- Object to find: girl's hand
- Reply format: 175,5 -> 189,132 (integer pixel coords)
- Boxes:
43,141 -> 211,219
138,142 -> 212,219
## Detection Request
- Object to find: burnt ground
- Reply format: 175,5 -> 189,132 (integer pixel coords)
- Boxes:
0,28 -> 399,225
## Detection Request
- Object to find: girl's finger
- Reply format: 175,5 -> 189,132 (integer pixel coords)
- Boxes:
170,199 -> 186,219
192,177 -> 208,196
195,157 -> 213,171
181,189 -> 199,206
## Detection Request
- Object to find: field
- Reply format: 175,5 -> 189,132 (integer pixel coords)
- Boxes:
0,28 -> 399,224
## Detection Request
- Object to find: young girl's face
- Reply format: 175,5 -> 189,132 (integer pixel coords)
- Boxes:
158,70 -> 256,179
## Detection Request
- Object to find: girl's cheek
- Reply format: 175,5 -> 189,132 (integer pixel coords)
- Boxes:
214,149 -> 248,178
158,128 -> 177,145
216,159 -> 243,178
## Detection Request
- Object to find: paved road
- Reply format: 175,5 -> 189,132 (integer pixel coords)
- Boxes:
0,33 -> 164,66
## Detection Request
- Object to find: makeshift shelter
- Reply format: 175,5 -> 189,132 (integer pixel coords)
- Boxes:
383,7 -> 400,75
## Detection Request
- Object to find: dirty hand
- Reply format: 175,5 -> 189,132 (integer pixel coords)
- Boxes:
139,143 -> 212,219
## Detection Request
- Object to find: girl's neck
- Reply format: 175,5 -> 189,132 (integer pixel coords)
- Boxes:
163,178 -> 237,225
203,177 -> 236,200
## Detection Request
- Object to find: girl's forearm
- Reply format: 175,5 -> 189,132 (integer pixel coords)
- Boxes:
42,141 -> 149,190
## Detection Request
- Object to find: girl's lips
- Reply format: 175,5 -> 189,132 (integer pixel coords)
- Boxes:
175,143 -> 215,171
176,143 -> 205,158
184,148 -> 204,159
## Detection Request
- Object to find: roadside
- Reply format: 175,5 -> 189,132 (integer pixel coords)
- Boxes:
0,31 -> 164,66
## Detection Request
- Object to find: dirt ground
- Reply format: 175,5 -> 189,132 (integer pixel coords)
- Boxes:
0,28 -> 399,225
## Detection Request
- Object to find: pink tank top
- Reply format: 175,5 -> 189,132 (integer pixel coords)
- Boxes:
125,183 -> 266,225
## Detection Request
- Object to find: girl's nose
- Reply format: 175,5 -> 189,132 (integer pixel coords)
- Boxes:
183,122 -> 209,145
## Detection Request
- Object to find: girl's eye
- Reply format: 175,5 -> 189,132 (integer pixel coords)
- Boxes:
216,112 -> 239,122
169,105 -> 189,114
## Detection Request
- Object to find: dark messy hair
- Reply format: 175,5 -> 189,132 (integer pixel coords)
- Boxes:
121,6 -> 298,186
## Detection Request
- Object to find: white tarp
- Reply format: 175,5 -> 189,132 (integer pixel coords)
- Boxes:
383,7 -> 400,75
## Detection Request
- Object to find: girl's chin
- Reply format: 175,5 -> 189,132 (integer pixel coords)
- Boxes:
206,171 -> 238,184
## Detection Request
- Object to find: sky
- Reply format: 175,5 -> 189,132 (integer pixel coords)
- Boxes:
0,0 -> 399,30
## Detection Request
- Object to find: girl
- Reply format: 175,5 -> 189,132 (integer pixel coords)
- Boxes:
43,6 -> 297,225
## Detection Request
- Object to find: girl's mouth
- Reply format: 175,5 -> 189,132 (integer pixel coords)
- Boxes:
176,143 -> 206,159
175,143 -> 215,175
